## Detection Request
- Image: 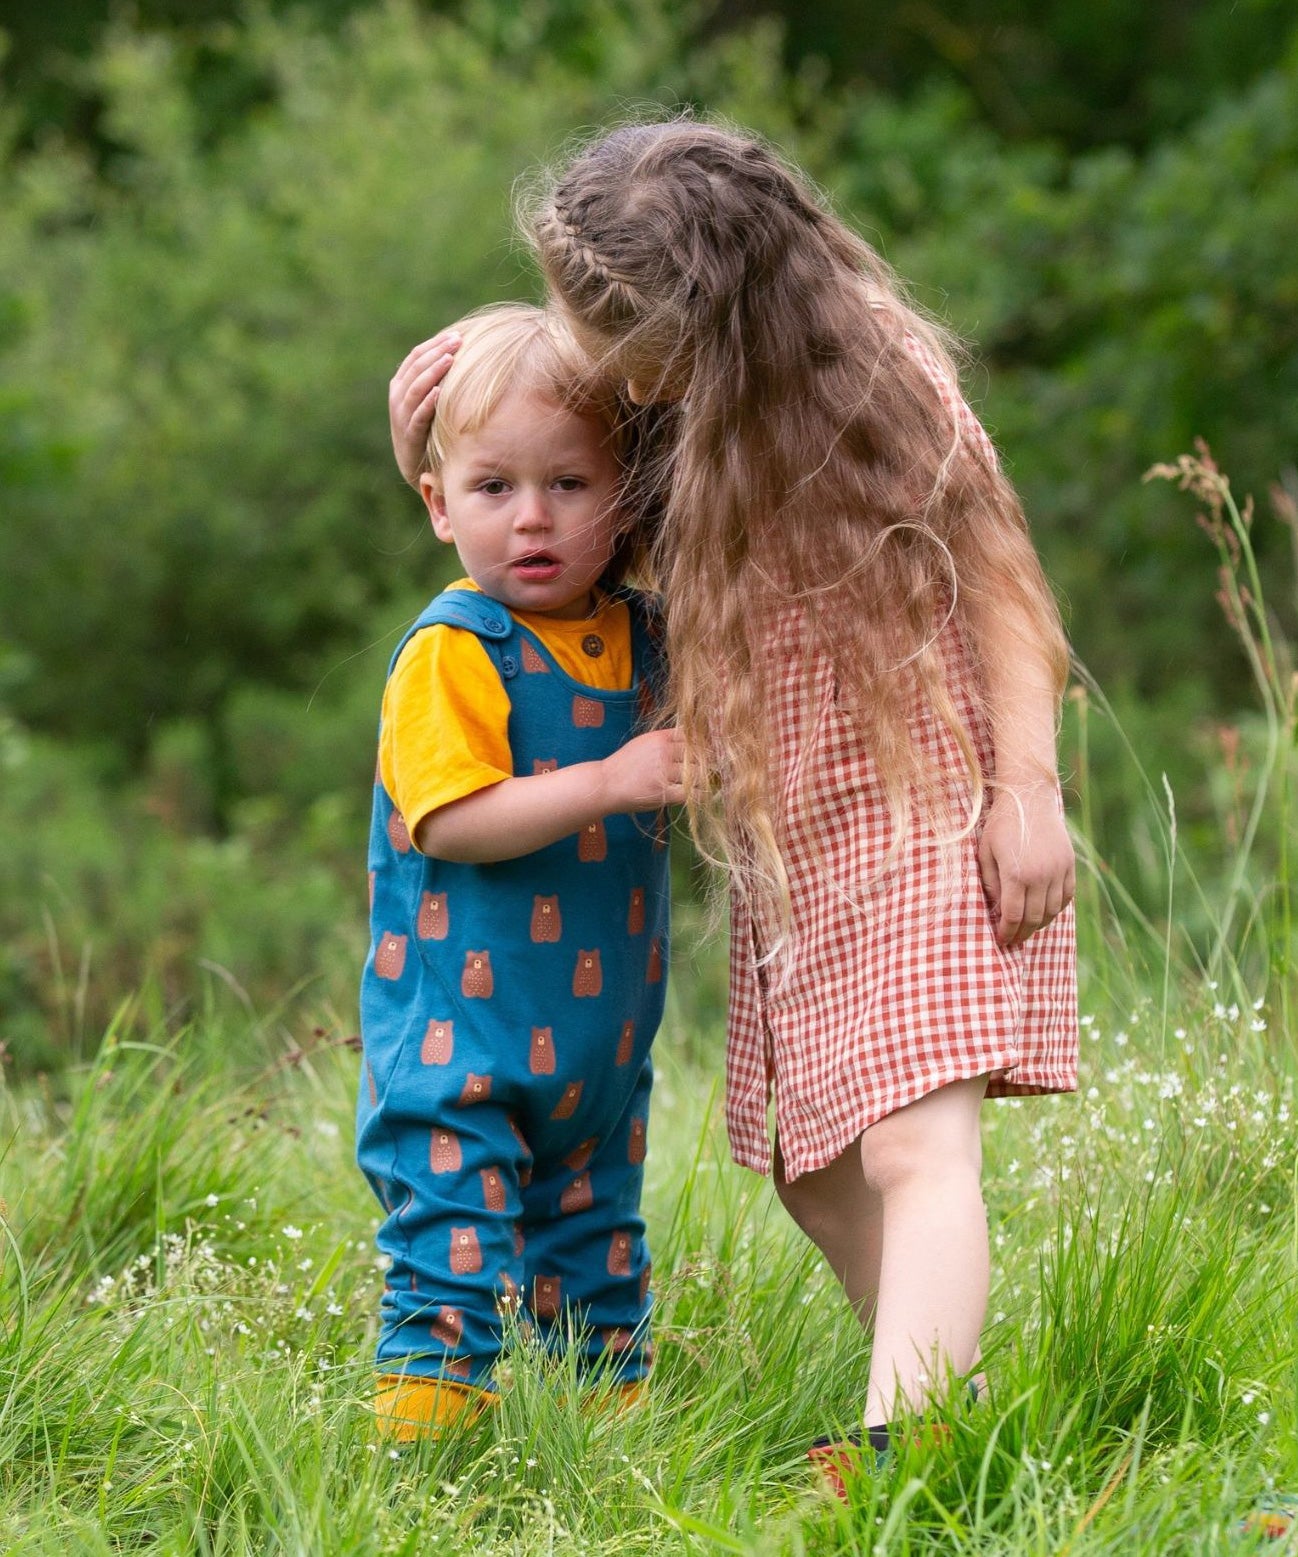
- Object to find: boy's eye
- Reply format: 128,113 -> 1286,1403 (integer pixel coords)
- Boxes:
553,477 -> 585,492
478,479 -> 509,495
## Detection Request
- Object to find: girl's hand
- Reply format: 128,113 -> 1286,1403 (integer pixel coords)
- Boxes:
977,785 -> 1075,947
389,330 -> 462,487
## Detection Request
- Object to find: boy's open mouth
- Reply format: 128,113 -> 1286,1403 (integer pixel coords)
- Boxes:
514,553 -> 562,577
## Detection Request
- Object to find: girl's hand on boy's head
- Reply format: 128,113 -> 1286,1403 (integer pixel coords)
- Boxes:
601,727 -> 686,816
977,784 -> 1075,948
389,330 -> 462,488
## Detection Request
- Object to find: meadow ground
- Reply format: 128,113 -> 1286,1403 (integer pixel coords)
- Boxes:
0,963 -> 1295,1555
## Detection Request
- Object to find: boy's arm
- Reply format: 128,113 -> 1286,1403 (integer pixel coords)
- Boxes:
415,727 -> 684,863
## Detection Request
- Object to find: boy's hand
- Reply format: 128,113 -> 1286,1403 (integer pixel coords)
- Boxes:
602,728 -> 686,815
389,330 -> 461,487
977,785 -> 1075,947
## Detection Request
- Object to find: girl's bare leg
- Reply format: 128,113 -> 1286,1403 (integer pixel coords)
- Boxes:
858,1075 -> 990,1424
772,1137 -> 884,1321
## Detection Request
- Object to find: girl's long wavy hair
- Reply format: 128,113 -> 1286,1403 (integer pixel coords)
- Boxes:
526,118 -> 1069,943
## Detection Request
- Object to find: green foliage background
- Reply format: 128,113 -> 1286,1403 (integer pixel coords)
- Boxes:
0,0 -> 1295,1062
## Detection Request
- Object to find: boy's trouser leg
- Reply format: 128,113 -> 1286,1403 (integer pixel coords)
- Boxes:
519,1065 -> 654,1385
373,1100 -> 526,1390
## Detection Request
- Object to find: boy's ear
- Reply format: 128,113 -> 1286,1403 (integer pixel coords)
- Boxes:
420,473 -> 454,543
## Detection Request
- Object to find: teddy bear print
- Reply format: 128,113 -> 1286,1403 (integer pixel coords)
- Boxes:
513,1223 -> 525,1258
551,1081 -> 583,1120
616,1021 -> 635,1066
461,950 -> 494,998
573,949 -> 603,998
507,1114 -> 531,1157
430,1127 -> 462,1174
607,1230 -> 633,1277
532,1275 -> 562,1319
563,1137 -> 598,1172
639,1263 -> 652,1307
628,1117 -> 647,1165
521,639 -> 549,673
443,1355 -> 473,1380
571,695 -> 604,728
386,808 -> 412,854
458,1073 -> 492,1106
530,895 -> 561,942
578,819 -> 607,863
627,887 -> 646,936
533,758 -> 558,775
449,1226 -> 483,1275
430,1305 -> 464,1346
602,1326 -> 635,1354
374,932 -> 407,981
420,1018 -> 453,1065
417,891 -> 449,940
560,1173 -> 593,1214
529,1026 -> 556,1075
480,1167 -> 507,1213
647,938 -> 663,984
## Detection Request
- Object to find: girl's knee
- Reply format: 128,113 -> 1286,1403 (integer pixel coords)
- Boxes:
859,1082 -> 986,1195
858,1123 -> 931,1196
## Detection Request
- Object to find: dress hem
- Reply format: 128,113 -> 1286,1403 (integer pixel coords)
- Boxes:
730,1058 -> 1079,1182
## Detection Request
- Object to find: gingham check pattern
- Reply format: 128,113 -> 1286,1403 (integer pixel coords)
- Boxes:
724,343 -> 1078,1180
901,329 -> 1002,470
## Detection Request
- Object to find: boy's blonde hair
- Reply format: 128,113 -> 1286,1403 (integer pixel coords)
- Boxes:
425,303 -> 629,478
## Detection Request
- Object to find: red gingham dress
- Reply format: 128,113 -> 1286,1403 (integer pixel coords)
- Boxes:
724,336 -> 1078,1181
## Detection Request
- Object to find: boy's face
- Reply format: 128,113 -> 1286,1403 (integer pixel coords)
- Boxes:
421,390 -> 623,619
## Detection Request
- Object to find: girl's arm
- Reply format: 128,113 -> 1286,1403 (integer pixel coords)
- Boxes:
969,603 -> 1076,948
388,329 -> 461,488
415,727 -> 684,863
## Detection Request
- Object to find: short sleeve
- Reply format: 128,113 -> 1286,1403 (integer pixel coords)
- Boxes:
378,626 -> 513,846
902,328 -> 1000,470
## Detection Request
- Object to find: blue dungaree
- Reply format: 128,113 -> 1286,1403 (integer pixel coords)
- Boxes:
357,587 -> 669,1387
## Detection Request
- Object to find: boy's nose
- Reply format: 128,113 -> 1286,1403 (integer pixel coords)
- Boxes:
514,490 -> 551,531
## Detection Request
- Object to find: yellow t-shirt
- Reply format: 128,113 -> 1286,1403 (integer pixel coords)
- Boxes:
379,580 -> 634,845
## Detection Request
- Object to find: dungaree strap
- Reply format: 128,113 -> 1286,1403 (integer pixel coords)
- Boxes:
386,590 -> 521,684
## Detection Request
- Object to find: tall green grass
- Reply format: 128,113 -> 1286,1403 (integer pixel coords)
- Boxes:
3,1007 -> 1295,1553
1,456 -> 1296,1551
